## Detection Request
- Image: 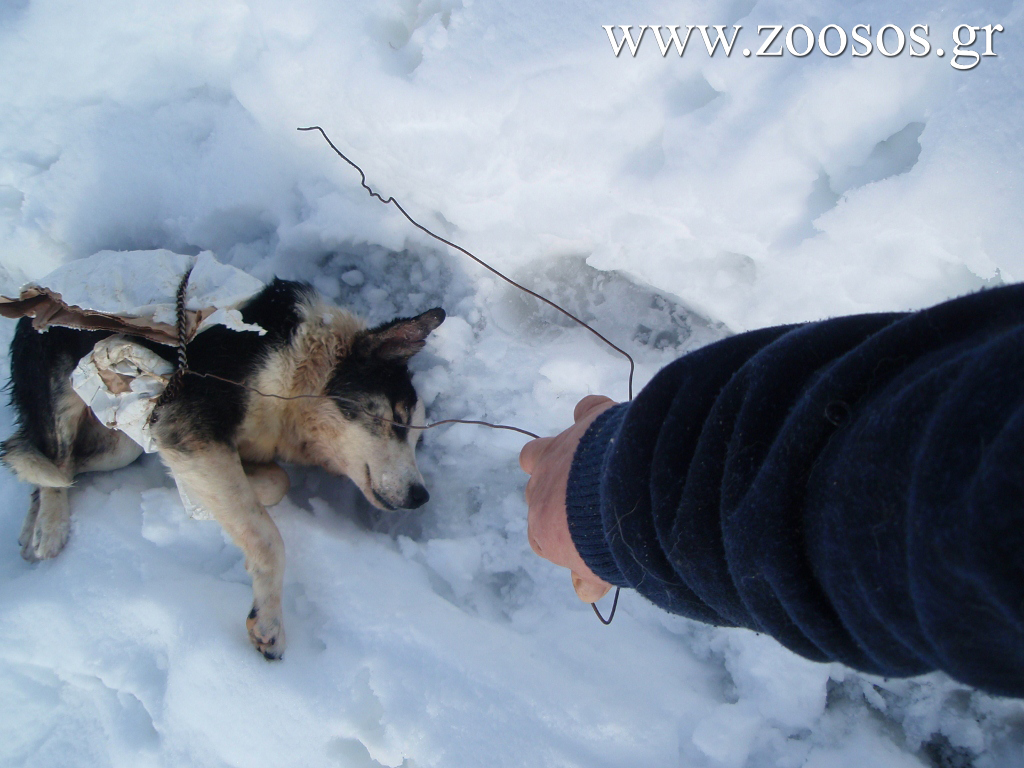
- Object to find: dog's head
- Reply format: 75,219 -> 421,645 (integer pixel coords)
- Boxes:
314,307 -> 445,510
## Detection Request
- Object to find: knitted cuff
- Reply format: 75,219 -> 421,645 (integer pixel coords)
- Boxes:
566,403 -> 630,587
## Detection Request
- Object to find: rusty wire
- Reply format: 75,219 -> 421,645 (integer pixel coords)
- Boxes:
158,130 -> 628,624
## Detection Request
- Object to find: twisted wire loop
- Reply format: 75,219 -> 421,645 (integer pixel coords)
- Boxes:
593,587 -> 620,625
297,125 -> 635,401
145,131 -> 626,624
153,266 -> 194,409
299,126 -> 625,626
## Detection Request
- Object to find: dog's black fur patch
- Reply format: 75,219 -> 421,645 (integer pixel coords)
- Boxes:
147,279 -> 315,448
327,346 -> 419,440
7,321 -> 109,463
327,308 -> 445,441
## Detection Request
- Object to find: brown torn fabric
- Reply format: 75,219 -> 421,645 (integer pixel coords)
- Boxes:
0,250 -> 266,346
0,284 -> 216,347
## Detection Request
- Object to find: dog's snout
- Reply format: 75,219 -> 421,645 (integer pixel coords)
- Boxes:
405,484 -> 429,509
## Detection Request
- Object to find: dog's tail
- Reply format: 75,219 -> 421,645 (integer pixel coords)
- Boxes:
0,433 -> 73,487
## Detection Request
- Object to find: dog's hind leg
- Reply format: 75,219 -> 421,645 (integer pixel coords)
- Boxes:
75,423 -> 144,475
5,400 -> 141,562
159,443 -> 287,660
20,487 -> 70,563
4,322 -> 141,561
3,430 -> 75,562
18,489 -> 40,552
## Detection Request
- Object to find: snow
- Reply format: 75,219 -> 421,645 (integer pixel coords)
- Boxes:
1,0 -> 1024,766
18,250 -> 265,329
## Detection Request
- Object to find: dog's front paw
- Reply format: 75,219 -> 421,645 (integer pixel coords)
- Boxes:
247,604 -> 286,660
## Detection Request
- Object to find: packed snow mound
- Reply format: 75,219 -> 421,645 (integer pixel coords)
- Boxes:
2,0 -> 1024,766
27,250 -> 263,327
0,250 -> 266,340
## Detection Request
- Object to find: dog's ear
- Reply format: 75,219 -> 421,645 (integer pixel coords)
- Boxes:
360,308 -> 445,362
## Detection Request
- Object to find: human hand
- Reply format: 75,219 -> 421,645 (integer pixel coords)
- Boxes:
519,395 -> 618,603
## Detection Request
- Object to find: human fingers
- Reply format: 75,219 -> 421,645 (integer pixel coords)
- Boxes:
573,395 -> 615,423
519,436 -> 554,475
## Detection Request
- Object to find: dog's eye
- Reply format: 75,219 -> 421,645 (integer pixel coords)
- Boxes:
393,404 -> 409,425
367,404 -> 391,422
336,401 -> 359,419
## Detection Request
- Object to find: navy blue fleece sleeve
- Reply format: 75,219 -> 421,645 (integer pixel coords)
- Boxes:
565,284 -> 1024,697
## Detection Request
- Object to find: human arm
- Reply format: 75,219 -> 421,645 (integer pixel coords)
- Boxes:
522,284 -> 1024,697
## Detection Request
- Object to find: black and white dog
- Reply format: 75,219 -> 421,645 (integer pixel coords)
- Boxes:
2,278 -> 444,659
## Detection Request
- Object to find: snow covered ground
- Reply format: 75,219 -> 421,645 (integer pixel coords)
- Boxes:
2,0 -> 1024,766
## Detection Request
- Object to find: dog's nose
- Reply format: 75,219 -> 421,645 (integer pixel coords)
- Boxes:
405,484 -> 429,509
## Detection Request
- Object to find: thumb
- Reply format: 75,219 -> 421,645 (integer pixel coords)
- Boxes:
571,571 -> 612,603
574,395 -> 615,423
